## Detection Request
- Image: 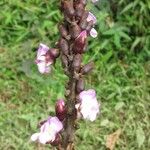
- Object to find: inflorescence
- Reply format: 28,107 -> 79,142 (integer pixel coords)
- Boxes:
31,0 -> 100,148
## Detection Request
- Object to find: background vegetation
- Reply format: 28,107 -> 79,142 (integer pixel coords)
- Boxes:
0,0 -> 149,149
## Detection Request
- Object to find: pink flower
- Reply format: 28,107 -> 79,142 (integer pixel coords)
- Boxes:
31,117 -> 63,144
75,89 -> 100,121
35,43 -> 53,74
87,12 -> 98,38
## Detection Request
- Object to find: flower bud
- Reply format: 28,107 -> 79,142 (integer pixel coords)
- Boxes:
73,54 -> 82,72
50,134 -> 61,146
74,0 -> 87,6
62,1 -> 75,18
79,11 -> 88,28
72,30 -> 87,54
59,38 -> 69,55
59,24 -> 68,39
61,55 -> 68,68
49,48 -> 60,59
83,41 -> 88,53
86,20 -> 94,32
76,78 -> 84,93
45,51 -> 54,64
81,61 -> 94,74
78,0 -> 87,6
70,24 -> 81,39
55,99 -> 66,121
79,19 -> 88,30
82,10 -> 89,20
75,3 -> 84,18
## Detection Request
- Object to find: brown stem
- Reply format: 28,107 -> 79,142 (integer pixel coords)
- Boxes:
57,58 -> 77,150
63,79 -> 76,149
61,45 -> 78,149
57,0 -> 88,149
59,1 -> 77,149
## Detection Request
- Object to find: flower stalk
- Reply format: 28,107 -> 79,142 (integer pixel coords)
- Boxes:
59,1 -> 96,149
31,0 -> 100,149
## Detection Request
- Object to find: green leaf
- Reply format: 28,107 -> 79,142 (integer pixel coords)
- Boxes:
131,37 -> 141,51
101,50 -> 113,63
121,2 -> 134,14
114,34 -> 121,48
119,31 -> 131,41
100,40 -> 109,49
103,28 -> 116,35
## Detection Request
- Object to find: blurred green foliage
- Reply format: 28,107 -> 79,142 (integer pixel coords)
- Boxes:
0,0 -> 149,150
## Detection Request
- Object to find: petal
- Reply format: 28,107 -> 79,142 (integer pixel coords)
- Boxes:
86,89 -> 96,97
75,103 -> 80,110
90,28 -> 98,38
39,132 -> 55,144
31,133 -> 40,141
40,117 -> 63,133
37,62 -> 51,74
37,62 -> 46,74
49,117 -> 63,132
80,107 -> 90,119
44,66 -> 51,74
37,43 -> 49,58
79,89 -> 96,102
78,89 -> 100,121
81,105 -> 98,121
46,61 -> 53,66
87,12 -> 97,24
92,0 -> 99,3
89,113 -> 97,122
37,55 -> 46,61
81,98 -> 99,113
40,122 -> 48,132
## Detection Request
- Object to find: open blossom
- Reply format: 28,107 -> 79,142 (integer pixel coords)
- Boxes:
35,43 -> 53,74
87,12 -> 98,38
31,117 -> 63,144
75,89 -> 100,121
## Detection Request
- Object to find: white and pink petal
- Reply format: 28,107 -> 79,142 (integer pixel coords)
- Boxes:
76,89 -> 100,121
90,28 -> 98,38
87,12 -> 97,24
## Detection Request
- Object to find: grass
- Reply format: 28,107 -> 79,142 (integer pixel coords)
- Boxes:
0,0 -> 150,150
